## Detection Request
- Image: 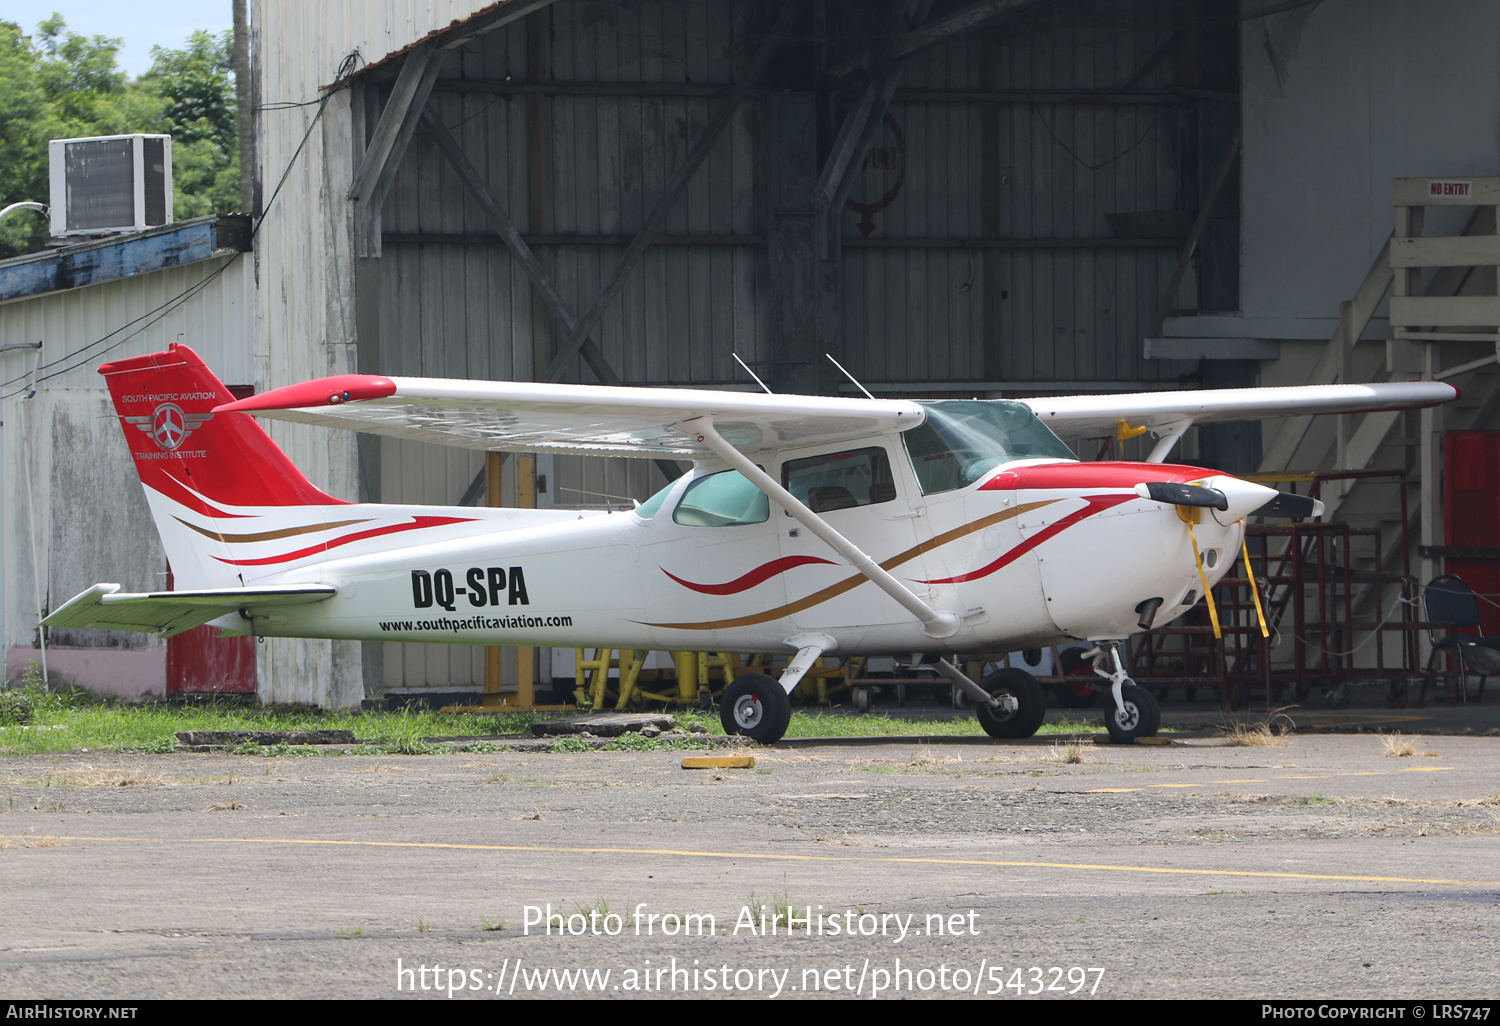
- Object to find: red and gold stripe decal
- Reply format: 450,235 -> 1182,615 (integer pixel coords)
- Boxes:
174,517 -> 372,544
662,555 -> 837,595
915,493 -> 1135,584
640,500 -> 1054,631
211,516 -> 477,566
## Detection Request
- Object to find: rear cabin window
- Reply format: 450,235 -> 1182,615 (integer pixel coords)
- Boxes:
782,447 -> 896,513
672,470 -> 770,527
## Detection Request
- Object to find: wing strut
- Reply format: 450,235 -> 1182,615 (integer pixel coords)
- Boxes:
1147,418 -> 1193,463
679,417 -> 960,640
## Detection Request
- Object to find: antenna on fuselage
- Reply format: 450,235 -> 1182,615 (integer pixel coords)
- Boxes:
825,353 -> 875,400
731,352 -> 774,394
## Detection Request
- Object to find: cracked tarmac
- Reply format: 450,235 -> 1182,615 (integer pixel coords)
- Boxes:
1,731 -> 1497,999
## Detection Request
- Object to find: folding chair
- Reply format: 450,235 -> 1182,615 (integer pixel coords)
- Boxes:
1420,575 -> 1500,704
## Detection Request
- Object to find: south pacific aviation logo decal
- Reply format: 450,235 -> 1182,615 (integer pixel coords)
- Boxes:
124,404 -> 213,451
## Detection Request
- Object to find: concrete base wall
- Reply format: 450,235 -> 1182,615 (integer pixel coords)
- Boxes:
6,646 -> 166,701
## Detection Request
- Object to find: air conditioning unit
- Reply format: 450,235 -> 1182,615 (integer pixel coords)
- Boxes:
48,134 -> 173,237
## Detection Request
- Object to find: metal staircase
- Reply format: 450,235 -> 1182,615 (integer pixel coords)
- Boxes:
1258,177 -> 1500,669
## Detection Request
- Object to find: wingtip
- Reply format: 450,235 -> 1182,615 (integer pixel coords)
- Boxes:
214,375 -> 397,414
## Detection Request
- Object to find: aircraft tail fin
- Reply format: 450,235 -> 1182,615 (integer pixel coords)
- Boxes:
100,344 -> 344,589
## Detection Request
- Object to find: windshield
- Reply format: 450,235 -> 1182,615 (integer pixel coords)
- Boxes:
902,400 -> 1075,495
672,469 -> 770,527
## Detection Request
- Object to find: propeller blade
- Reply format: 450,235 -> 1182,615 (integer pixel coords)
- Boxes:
1136,481 -> 1229,510
1251,492 -> 1323,519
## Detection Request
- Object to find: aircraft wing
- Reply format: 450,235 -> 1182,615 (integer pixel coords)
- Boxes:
1022,381 -> 1458,439
42,583 -> 337,638
216,376 -> 925,457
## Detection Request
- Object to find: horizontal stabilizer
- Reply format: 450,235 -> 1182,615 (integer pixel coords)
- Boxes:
41,583 -> 336,638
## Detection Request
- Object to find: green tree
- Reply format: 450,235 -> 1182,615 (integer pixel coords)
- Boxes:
0,21 -> 51,258
143,30 -> 241,218
0,15 -> 241,259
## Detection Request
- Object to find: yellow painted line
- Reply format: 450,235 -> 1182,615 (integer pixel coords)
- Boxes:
22,835 -> 1500,888
1149,783 -> 1201,788
1214,778 -> 1268,783
1401,766 -> 1453,772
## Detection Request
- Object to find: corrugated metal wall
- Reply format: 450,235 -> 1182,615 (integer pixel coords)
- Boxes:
352,0 -> 1198,690
843,21 -> 1186,387
247,0 -> 1204,694
0,255 -> 254,677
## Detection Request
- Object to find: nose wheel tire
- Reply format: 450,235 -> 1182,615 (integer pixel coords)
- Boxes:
720,672 -> 791,744
976,667 -> 1046,739
1101,682 -> 1159,744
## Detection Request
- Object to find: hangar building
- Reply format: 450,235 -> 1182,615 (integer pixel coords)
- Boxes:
3,0 -> 1497,706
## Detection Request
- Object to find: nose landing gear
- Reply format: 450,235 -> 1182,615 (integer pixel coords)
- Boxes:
1087,641 -> 1160,744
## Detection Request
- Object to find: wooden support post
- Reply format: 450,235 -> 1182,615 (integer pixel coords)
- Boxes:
350,41 -> 442,258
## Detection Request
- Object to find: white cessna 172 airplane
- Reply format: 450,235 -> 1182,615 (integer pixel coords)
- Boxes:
45,344 -> 1456,743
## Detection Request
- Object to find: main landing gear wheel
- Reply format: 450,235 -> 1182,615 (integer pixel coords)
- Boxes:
1101,683 -> 1159,744
976,667 -> 1046,739
720,672 -> 791,744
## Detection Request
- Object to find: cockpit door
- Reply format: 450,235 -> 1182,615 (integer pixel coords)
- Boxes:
776,444 -> 921,634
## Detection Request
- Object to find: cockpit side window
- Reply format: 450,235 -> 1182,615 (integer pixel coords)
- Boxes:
781,447 -> 896,513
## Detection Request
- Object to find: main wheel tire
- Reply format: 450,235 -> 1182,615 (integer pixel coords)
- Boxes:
720,673 -> 791,743
976,667 -> 1046,739
1102,683 -> 1158,743
1327,682 -> 1352,710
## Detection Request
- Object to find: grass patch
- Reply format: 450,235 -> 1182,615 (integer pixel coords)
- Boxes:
1381,733 -> 1437,758
746,889 -> 804,931
35,768 -> 167,788
0,689 -> 1121,756
0,695 -> 550,757
1219,722 -> 1288,747
1305,791 -> 1336,806
1042,741 -> 1091,764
